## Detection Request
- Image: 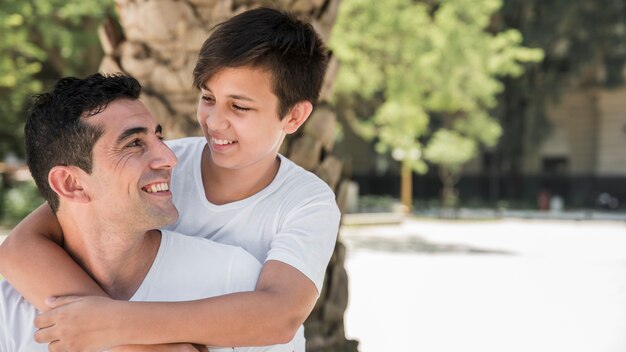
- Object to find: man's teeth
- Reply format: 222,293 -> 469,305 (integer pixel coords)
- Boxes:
145,183 -> 169,193
213,138 -> 235,145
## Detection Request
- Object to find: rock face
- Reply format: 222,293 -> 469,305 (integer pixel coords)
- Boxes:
100,1 -> 357,351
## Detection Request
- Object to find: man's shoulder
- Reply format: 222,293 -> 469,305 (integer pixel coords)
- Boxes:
155,231 -> 262,294
0,280 -> 27,309
0,280 -> 45,351
161,230 -> 261,267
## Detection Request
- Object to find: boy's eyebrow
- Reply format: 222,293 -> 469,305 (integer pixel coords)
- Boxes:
200,86 -> 255,102
228,94 -> 254,102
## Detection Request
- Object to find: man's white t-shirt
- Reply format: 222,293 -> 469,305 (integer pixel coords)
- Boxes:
165,137 -> 341,351
0,231 -> 295,351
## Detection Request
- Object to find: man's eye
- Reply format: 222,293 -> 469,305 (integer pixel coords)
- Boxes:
127,139 -> 142,148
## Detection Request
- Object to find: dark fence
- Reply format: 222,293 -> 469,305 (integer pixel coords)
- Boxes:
352,173 -> 626,210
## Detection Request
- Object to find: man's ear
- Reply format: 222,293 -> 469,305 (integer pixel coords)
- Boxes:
48,166 -> 90,204
282,101 -> 313,134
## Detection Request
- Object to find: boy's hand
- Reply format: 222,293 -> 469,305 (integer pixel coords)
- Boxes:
34,295 -> 127,351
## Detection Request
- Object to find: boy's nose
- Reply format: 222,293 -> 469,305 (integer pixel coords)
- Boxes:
206,109 -> 229,131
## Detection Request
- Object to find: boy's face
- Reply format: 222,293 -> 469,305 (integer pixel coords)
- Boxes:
197,66 -> 292,171
82,99 -> 179,230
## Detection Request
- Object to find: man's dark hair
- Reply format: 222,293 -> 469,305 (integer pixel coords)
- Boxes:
25,73 -> 141,212
193,7 -> 329,118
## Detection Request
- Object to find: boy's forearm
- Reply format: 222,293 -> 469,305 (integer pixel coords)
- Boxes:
120,291 -> 305,346
0,204 -> 107,310
119,262 -> 317,347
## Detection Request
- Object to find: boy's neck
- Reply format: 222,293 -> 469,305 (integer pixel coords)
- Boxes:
200,145 -> 281,205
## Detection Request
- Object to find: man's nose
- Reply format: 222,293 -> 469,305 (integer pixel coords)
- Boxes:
151,140 -> 178,169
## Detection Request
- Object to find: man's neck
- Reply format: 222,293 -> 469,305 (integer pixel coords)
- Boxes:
59,214 -> 162,300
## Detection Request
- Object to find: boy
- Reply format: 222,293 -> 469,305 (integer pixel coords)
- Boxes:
0,7 -> 339,352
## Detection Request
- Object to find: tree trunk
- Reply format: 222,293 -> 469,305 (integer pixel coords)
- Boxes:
439,165 -> 460,208
400,160 -> 412,213
99,1 -> 357,351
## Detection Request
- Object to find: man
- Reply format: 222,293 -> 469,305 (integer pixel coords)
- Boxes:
0,73 -> 291,351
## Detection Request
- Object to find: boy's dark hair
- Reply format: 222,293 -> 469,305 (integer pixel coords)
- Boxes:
193,7 -> 329,118
25,73 -> 141,212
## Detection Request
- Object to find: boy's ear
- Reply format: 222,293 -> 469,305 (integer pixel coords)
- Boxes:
48,166 -> 90,204
282,101 -> 313,134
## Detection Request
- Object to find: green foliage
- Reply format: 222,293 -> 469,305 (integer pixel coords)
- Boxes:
1,181 -> 43,225
331,0 -> 543,175
423,130 -> 477,173
0,0 -> 114,159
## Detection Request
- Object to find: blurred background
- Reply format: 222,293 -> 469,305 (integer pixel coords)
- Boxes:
0,0 -> 625,351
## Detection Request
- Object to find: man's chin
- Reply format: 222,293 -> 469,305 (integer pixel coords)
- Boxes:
159,209 -> 180,228
146,207 -> 179,230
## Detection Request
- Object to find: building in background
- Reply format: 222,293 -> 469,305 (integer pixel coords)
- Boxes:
337,86 -> 626,210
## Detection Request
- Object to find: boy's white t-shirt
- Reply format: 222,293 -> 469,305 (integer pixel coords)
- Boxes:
165,137 -> 340,351
0,231 -> 295,352
165,137 -> 340,293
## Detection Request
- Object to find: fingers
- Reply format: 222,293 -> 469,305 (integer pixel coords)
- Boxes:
194,345 -> 209,352
47,340 -> 62,352
35,310 -> 55,330
46,295 -> 84,309
34,324 -> 56,344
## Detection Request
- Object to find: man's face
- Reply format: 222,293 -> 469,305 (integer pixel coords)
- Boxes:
196,66 -> 290,171
83,99 -> 179,231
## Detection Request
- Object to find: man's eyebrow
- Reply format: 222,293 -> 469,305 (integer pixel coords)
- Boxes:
116,127 -> 149,144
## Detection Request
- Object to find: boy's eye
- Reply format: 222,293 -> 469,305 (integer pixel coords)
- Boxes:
201,95 -> 214,103
233,104 -> 251,111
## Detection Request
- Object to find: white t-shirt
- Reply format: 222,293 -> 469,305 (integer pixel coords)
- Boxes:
166,137 -> 340,292
165,137 -> 341,351
0,231 -> 295,352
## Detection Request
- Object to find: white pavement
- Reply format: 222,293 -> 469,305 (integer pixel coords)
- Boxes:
341,217 -> 626,352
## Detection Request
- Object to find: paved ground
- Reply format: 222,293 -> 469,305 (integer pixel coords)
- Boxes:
3,219 -> 626,351
341,217 -> 626,352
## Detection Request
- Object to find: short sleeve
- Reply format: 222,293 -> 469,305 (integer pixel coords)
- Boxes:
265,192 -> 340,293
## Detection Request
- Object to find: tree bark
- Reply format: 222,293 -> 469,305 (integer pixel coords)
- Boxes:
100,1 -> 357,350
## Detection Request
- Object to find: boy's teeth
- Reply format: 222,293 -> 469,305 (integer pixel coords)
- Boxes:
214,138 -> 235,145
145,183 -> 169,193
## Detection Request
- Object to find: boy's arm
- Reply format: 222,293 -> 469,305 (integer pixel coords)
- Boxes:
0,204 -> 107,310
34,260 -> 318,350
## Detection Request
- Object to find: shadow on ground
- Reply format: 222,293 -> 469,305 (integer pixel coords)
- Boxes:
343,235 -> 515,255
